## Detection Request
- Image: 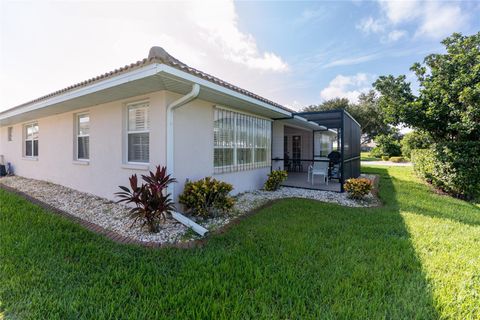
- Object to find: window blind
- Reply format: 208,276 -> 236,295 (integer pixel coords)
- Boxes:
127,102 -> 150,163
77,114 -> 90,160
214,108 -> 271,174
24,123 -> 38,157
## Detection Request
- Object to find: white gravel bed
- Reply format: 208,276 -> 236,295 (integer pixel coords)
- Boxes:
0,176 -> 187,244
0,174 -> 379,244
234,175 -> 379,213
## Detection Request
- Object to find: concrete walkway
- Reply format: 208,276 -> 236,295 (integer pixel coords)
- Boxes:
362,161 -> 412,166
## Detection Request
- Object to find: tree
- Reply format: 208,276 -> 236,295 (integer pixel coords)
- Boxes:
302,97 -> 349,112
351,91 -> 393,143
374,32 -> 480,143
302,92 -> 391,143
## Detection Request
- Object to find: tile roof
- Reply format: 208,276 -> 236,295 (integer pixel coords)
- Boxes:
1,46 -> 293,116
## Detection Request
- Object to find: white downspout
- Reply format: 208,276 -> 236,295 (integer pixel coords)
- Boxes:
166,84 -> 207,236
166,83 -> 200,196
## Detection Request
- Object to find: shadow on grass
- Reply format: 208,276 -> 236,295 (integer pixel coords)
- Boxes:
0,168 -> 440,319
381,169 -> 480,227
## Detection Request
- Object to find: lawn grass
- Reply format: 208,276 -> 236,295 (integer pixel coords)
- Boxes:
1,166 -> 479,319
361,151 -> 381,161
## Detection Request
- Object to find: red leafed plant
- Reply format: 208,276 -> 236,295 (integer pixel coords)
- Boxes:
116,166 -> 176,233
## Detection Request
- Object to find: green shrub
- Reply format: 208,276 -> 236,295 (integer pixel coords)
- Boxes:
179,177 -> 235,217
411,149 -> 435,182
264,170 -> 288,191
381,156 -> 390,161
411,143 -> 480,199
389,156 -> 405,163
401,131 -> 432,159
369,147 -> 382,158
116,166 -> 176,233
344,178 -> 373,200
372,134 -> 402,158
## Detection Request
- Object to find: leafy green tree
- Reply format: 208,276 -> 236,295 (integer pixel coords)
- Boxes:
302,98 -> 350,112
374,32 -> 480,142
302,92 -> 391,143
351,91 -> 393,143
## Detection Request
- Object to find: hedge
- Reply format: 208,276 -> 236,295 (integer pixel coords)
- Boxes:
411,142 -> 480,199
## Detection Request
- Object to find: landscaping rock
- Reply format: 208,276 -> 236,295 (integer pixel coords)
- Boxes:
0,174 -> 380,245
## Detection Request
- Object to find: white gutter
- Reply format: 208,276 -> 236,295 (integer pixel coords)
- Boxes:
166,83 -> 200,190
165,84 -> 205,236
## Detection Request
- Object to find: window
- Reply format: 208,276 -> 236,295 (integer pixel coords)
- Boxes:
24,122 -> 39,157
7,127 -> 13,141
76,113 -> 90,160
127,101 -> 150,163
214,108 -> 271,173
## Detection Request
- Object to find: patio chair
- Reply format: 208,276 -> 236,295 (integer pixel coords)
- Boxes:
308,159 -> 329,185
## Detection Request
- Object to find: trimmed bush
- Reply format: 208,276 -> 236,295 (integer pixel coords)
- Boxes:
400,130 -> 432,160
179,177 -> 235,217
411,149 -> 435,182
381,156 -> 390,161
411,142 -> 480,199
371,134 -> 402,158
389,156 -> 406,163
344,178 -> 373,200
264,170 -> 288,191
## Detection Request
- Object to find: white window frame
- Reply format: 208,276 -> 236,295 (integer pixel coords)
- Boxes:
7,127 -> 13,142
23,122 -> 39,158
125,100 -> 150,164
75,112 -> 90,161
214,106 -> 271,174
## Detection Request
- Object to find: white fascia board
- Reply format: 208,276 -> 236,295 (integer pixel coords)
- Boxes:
292,115 -> 326,130
0,64 -> 160,121
1,62 -> 292,122
157,64 -> 292,118
309,121 -> 327,130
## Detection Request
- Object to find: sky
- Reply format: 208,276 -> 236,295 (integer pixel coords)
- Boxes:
0,0 -> 479,112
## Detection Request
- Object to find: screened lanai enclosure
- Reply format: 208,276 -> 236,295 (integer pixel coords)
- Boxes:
271,110 -> 361,192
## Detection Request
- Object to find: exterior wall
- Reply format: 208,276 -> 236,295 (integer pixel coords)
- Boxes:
0,90 -> 273,203
271,121 -> 284,171
0,91 -> 167,200
284,125 -> 313,160
170,91 -> 271,201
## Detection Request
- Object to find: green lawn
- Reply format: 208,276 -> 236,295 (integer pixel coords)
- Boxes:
361,151 -> 381,161
1,167 -> 479,319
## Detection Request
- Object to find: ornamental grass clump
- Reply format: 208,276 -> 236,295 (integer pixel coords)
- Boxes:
179,177 -> 235,218
264,170 -> 288,191
116,166 -> 176,233
344,178 -> 373,200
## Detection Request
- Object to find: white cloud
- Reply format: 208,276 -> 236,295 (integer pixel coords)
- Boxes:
187,1 -> 288,72
0,0 -> 289,110
415,2 -> 466,39
356,17 -> 386,34
286,100 -> 305,111
323,53 -> 382,68
358,1 -> 470,42
385,29 -> 407,42
379,0 -> 421,24
377,0 -> 468,39
320,73 -> 375,103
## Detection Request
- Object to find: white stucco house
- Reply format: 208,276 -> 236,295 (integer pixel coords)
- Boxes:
0,47 -> 360,201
